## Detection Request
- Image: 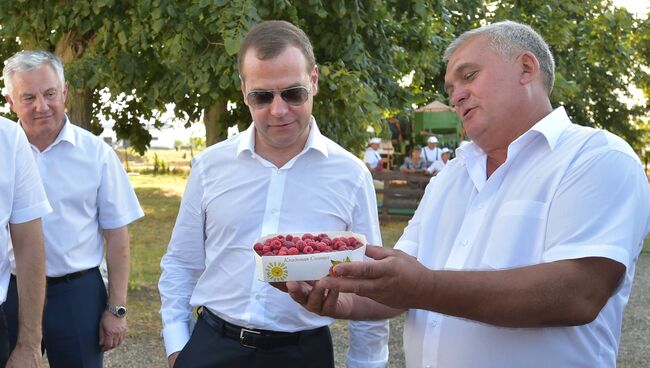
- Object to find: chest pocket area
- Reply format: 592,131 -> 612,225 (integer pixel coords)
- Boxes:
482,200 -> 549,269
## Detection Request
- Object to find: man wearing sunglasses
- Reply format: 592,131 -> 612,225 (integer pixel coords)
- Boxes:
159,20 -> 389,368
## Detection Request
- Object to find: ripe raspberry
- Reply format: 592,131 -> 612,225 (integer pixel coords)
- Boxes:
295,240 -> 306,251
318,233 -> 329,239
279,247 -> 288,254
276,235 -> 285,240
324,246 -> 333,252
303,245 -> 314,254
262,245 -> 272,253
254,242 -> 264,251
302,233 -> 314,240
316,242 -> 327,252
321,238 -> 332,246
287,247 -> 299,255
271,239 -> 282,250
286,234 -> 294,241
263,251 -> 274,256
334,241 -> 346,250
347,237 -> 357,245
338,245 -> 348,251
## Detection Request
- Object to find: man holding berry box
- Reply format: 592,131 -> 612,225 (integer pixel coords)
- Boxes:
159,20 -> 389,368
283,21 -> 650,368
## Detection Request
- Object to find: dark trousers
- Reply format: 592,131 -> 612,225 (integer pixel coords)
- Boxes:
175,310 -> 335,368
5,268 -> 106,368
0,306 -> 9,368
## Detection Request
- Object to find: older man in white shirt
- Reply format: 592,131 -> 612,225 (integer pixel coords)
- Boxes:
3,51 -> 143,368
284,20 -> 650,368
421,136 -> 441,166
159,20 -> 388,368
363,137 -> 383,172
0,116 -> 51,368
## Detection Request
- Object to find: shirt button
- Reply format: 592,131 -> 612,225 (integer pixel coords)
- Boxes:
431,320 -> 438,327
461,240 -> 469,246
255,294 -> 261,300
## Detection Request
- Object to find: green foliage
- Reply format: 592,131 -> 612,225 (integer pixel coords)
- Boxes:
490,0 -> 649,148
0,1 -> 647,154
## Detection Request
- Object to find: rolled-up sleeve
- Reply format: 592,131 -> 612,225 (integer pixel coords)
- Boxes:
158,158 -> 208,356
346,169 -> 389,368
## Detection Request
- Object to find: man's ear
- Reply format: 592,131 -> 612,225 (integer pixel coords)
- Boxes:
62,82 -> 68,102
240,77 -> 248,106
519,51 -> 540,86
311,66 -> 319,96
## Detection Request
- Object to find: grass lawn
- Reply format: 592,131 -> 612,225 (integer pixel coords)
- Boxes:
125,173 -> 649,340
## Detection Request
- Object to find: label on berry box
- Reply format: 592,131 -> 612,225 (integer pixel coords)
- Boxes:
254,231 -> 367,282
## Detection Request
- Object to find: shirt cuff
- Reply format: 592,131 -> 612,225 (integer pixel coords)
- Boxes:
9,201 -> 52,224
543,244 -> 632,268
346,354 -> 389,368
394,240 -> 419,257
162,321 -> 192,357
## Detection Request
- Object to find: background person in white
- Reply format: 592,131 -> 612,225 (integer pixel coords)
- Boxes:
363,137 -> 382,172
159,20 -> 389,368
425,147 -> 451,176
421,136 -> 441,166
282,20 -> 650,367
2,50 -> 144,368
0,116 -> 50,368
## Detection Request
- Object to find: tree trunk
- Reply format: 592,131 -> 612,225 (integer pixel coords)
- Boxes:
55,31 -> 93,131
204,100 -> 227,147
65,87 -> 93,130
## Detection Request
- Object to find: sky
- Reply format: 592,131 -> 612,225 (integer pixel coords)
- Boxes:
613,0 -> 649,17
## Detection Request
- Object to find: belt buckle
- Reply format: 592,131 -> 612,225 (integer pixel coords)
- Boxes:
240,327 -> 261,349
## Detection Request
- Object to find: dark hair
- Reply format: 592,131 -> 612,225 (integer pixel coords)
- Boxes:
238,20 -> 315,80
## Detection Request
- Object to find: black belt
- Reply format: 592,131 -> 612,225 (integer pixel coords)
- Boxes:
46,267 -> 98,285
200,307 -> 311,349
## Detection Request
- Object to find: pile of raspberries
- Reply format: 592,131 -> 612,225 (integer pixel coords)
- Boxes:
254,233 -> 364,256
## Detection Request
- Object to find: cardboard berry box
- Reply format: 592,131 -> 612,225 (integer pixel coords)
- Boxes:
254,231 -> 367,282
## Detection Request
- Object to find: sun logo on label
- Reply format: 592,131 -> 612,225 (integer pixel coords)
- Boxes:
266,262 -> 288,281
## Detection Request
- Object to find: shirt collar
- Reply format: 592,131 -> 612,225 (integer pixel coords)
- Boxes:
456,106 -> 571,161
55,115 -> 76,146
528,106 -> 571,151
20,114 -> 75,151
236,116 -> 329,159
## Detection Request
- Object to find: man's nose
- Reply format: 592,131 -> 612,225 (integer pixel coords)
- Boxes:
35,95 -> 49,112
269,93 -> 289,116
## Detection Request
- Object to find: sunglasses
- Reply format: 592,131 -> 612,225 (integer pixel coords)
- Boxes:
246,85 -> 311,109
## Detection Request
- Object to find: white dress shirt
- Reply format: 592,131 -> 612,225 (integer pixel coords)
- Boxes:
0,117 -> 51,303
159,118 -> 389,367
363,147 -> 382,170
10,118 -> 143,277
395,107 -> 650,368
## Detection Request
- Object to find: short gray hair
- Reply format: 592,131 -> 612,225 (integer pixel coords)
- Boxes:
443,20 -> 555,94
3,50 -> 65,97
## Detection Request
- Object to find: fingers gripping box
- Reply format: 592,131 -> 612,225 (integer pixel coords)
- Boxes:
254,231 -> 367,282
